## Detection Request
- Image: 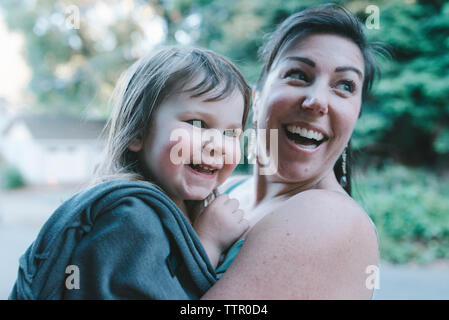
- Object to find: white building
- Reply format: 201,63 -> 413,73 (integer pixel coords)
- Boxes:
1,114 -> 106,186
0,98 -> 14,134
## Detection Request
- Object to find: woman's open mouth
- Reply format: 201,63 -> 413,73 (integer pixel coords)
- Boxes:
284,124 -> 328,150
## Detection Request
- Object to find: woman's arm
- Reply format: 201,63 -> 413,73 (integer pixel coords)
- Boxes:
202,189 -> 379,299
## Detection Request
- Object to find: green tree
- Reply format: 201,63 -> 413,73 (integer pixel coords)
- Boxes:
165,0 -> 449,166
353,0 -> 449,166
2,0 -> 448,165
1,0 -> 166,117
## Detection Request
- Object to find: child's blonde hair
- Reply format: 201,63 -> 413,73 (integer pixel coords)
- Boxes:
94,46 -> 251,186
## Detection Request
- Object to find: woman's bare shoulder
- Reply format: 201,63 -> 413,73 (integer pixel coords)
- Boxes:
260,189 -> 378,265
202,189 -> 378,299
281,188 -> 375,230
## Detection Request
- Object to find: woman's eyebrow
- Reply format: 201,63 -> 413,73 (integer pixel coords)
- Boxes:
283,56 -> 363,80
283,56 -> 316,67
335,66 -> 363,80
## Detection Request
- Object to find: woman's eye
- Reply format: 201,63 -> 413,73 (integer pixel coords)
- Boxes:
336,80 -> 355,93
186,119 -> 207,128
224,128 -> 242,138
285,69 -> 308,81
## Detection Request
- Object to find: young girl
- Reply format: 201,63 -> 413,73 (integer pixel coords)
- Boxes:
102,45 -> 251,270
10,46 -> 251,299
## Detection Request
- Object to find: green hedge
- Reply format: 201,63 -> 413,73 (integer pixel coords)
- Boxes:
353,164 -> 449,264
0,165 -> 25,190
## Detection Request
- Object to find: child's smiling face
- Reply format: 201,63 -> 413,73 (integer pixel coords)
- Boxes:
129,88 -> 244,206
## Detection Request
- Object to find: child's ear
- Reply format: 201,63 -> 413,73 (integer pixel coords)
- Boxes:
252,89 -> 260,125
128,134 -> 143,152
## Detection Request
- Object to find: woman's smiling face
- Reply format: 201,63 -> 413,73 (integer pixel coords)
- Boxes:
253,33 -> 364,184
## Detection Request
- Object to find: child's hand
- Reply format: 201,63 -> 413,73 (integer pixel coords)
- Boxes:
193,194 -> 249,267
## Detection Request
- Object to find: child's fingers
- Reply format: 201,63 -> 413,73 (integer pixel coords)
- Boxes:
239,218 -> 250,231
224,198 -> 240,212
211,193 -> 229,206
209,194 -> 240,212
235,212 -> 249,233
232,209 -> 244,220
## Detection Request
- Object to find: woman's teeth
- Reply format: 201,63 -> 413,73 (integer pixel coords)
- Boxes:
285,125 -> 326,149
189,164 -> 217,174
286,125 -> 324,141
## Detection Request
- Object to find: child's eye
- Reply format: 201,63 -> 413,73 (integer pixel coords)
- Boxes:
186,119 -> 207,128
284,69 -> 308,82
223,128 -> 242,138
336,80 -> 356,93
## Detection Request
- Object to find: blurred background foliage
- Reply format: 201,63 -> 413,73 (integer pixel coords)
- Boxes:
0,0 -> 448,264
353,163 -> 449,264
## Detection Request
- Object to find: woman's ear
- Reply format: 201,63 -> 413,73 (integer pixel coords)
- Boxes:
252,89 -> 260,125
128,134 -> 143,152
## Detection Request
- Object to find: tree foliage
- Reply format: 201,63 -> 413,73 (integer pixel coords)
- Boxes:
166,0 -> 449,166
1,0 -> 448,166
1,0 -> 165,116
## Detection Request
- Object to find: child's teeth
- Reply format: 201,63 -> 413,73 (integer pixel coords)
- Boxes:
195,164 -> 216,173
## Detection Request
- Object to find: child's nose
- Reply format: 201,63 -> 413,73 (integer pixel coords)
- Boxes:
203,139 -> 223,157
204,136 -> 241,166
201,134 -> 226,167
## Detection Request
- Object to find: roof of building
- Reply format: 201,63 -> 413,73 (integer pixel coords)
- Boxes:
2,114 -> 107,140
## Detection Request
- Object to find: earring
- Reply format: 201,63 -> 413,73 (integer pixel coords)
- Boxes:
340,147 -> 348,188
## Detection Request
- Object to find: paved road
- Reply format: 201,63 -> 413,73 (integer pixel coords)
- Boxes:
1,186 -> 448,300
0,222 -> 40,298
0,185 -> 80,299
374,261 -> 449,299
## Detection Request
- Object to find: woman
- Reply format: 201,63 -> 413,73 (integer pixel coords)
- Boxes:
203,4 -> 384,299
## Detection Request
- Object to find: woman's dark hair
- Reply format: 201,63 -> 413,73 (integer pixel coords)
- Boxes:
256,4 -> 386,195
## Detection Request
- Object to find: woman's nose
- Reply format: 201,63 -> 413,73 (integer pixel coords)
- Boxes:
300,84 -> 329,115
